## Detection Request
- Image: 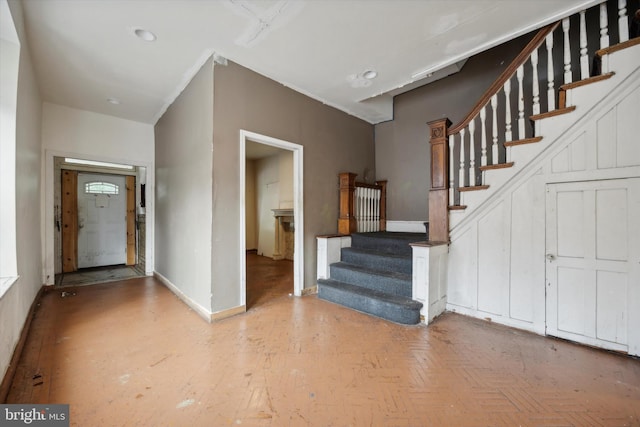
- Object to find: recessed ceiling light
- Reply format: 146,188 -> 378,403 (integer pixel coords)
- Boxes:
134,28 -> 156,42
107,97 -> 121,105
362,70 -> 378,79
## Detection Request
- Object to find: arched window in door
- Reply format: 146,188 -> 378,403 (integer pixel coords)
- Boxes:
84,181 -> 119,195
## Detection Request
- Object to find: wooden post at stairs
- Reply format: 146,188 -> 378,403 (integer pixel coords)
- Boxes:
427,118 -> 451,242
338,172 -> 357,235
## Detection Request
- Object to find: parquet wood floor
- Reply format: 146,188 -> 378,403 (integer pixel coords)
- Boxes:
6,254 -> 640,426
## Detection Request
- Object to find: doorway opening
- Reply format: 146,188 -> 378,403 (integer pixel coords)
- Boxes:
239,130 -> 304,309
52,156 -> 148,287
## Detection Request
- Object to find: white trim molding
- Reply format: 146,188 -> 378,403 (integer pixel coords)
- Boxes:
386,220 -> 428,233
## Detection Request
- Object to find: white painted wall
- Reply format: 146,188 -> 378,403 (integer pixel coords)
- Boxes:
41,102 -> 155,283
255,151 -> 293,257
0,0 -> 43,385
154,57 -> 213,318
0,36 -> 19,280
446,50 -> 640,355
278,150 -> 294,209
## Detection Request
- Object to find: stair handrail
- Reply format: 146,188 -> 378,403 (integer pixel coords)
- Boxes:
448,22 -> 558,135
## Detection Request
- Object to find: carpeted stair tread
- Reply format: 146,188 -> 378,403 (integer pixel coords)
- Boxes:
317,279 -> 422,325
329,262 -> 412,298
340,247 -> 412,275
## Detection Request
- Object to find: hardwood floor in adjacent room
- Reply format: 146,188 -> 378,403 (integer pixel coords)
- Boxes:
5,255 -> 640,426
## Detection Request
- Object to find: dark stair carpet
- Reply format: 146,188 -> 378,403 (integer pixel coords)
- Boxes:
317,232 -> 425,325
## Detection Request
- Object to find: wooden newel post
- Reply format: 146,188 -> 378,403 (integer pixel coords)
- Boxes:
375,180 -> 387,231
338,172 -> 357,235
427,118 -> 451,242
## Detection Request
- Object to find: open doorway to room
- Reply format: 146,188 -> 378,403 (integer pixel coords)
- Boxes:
240,131 -> 304,310
53,156 -> 148,287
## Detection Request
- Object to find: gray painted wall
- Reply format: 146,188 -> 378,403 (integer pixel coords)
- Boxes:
212,61 -> 374,312
154,58 -> 214,313
375,33 -> 532,220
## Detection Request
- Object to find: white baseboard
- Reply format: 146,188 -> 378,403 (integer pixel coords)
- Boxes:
154,271 -> 213,322
211,305 -> 246,321
445,304 -> 544,335
386,220 -> 428,233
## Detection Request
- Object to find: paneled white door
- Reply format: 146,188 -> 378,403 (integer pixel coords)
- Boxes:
546,179 -> 640,355
77,173 -> 127,268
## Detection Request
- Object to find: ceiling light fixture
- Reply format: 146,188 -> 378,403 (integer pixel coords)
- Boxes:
64,158 -> 134,170
134,28 -> 157,42
107,97 -> 121,105
362,70 -> 378,79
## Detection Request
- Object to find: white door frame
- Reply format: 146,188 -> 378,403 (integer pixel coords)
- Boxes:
239,130 -> 304,304
44,149 -> 155,284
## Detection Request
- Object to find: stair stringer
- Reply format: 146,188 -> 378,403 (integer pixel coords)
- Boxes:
445,53 -> 640,339
450,43 -> 640,232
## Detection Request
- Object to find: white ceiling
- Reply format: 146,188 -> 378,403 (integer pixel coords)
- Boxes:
20,0 -> 599,125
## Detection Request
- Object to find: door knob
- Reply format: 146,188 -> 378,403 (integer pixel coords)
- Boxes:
546,254 -> 555,261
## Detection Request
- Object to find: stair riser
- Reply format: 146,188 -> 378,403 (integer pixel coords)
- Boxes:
341,249 -> 412,275
350,234 -> 418,256
482,166 -> 516,188
318,285 -> 420,325
507,138 -> 551,168
329,265 -> 412,298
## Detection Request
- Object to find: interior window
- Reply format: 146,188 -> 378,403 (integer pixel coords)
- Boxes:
85,182 -> 119,195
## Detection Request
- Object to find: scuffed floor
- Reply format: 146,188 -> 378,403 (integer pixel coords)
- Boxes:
7,255 -> 640,426
55,265 -> 142,287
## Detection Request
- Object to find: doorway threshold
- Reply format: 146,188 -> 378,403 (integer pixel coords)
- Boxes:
55,265 -> 143,288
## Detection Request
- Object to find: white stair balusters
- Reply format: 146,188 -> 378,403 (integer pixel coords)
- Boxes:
600,3 -> 610,49
504,78 -> 513,143
354,185 -> 382,232
531,48 -> 540,116
368,187 -> 374,232
449,134 -> 455,203
619,0 -> 629,43
480,105 -> 488,168
468,119 -> 476,186
459,128 -> 466,189
517,65 -> 525,139
491,94 -> 499,165
373,187 -> 378,231
355,187 -> 362,232
580,10 -> 590,80
546,31 -> 556,111
563,17 -> 573,84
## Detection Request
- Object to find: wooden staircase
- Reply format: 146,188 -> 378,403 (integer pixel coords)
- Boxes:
428,0 -> 640,238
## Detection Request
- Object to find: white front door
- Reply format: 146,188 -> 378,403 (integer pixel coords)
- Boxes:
77,173 -> 127,268
546,179 -> 640,355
